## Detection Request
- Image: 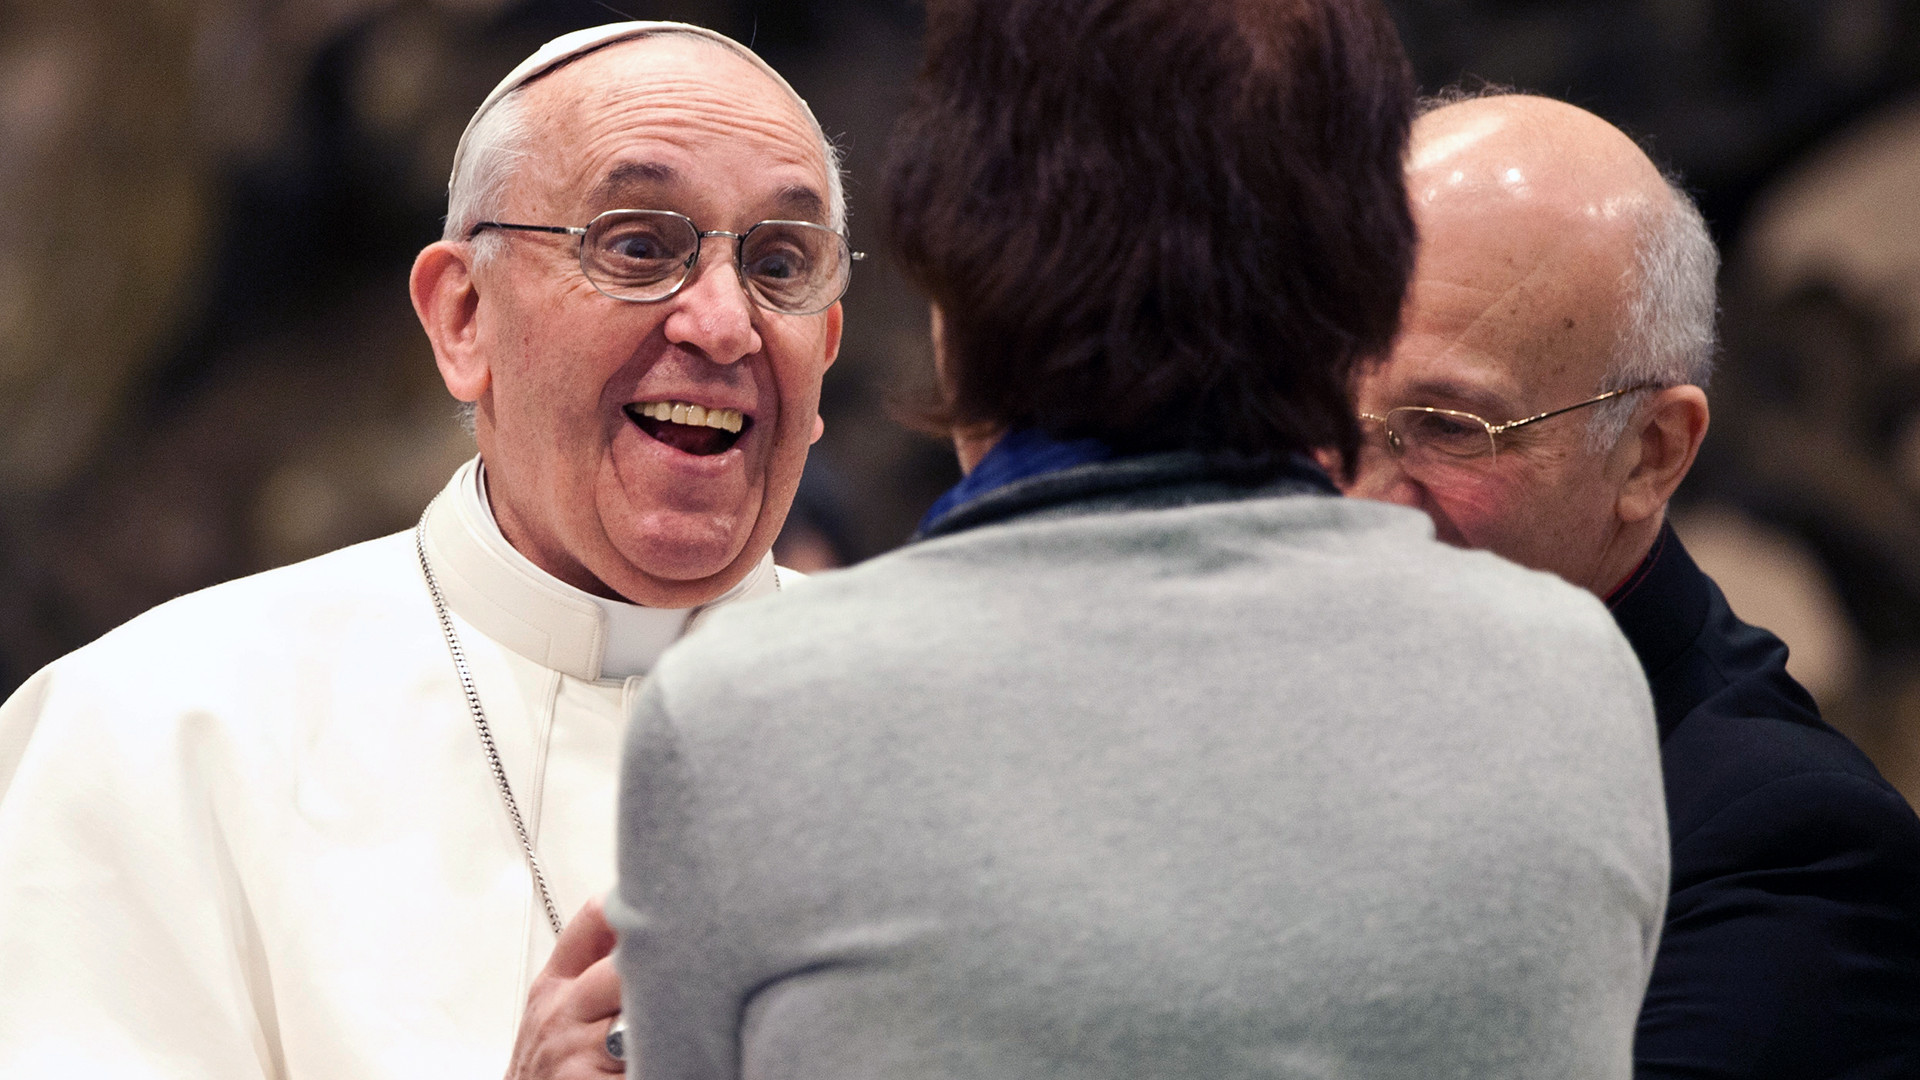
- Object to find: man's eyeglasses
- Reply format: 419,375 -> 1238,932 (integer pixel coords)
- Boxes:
1361,384 -> 1663,464
468,208 -> 864,316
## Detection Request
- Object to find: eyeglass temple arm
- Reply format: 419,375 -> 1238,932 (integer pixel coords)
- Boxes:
1487,384 -> 1661,435
466,222 -> 588,239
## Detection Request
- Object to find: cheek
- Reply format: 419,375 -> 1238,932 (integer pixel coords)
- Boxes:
500,352 -> 592,441
1421,471 -> 1532,549
537,316 -> 656,419
765,332 -> 832,427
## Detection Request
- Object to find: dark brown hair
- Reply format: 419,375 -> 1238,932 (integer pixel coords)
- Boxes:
885,0 -> 1416,477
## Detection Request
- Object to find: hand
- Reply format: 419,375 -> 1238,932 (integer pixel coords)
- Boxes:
503,896 -> 625,1079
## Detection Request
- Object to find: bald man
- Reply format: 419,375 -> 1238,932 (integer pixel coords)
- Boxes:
1347,93 -> 1920,1078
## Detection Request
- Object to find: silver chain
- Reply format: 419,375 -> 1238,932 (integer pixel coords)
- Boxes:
415,513 -> 565,937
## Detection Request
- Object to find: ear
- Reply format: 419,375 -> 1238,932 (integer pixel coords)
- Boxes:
411,241 -> 490,403
928,304 -> 949,391
808,303 -> 844,447
1615,384 -> 1709,524
821,300 -> 844,373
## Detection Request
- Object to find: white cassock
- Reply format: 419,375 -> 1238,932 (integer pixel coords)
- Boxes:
0,457 -> 793,1079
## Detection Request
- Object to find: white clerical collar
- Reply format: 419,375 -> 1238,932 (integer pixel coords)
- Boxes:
418,457 -> 784,682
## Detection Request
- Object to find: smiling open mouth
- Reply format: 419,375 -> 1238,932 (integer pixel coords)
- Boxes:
624,401 -> 749,456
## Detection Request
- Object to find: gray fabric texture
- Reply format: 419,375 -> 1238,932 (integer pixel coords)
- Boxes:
610,480 -> 1668,1080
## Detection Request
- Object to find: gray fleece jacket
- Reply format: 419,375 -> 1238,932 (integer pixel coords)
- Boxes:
610,456 -> 1667,1080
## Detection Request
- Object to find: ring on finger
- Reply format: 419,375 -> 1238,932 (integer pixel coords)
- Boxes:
605,1014 -> 627,1063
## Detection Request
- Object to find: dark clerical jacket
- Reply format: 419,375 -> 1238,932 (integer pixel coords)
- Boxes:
1613,521 -> 1920,1078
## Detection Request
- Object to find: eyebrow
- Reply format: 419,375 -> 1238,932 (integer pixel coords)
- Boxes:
591,161 -> 679,206
589,162 -> 829,224
769,185 -> 827,224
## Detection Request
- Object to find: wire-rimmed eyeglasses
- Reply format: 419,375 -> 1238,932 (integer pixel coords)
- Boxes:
468,208 -> 864,316
1361,383 -> 1664,464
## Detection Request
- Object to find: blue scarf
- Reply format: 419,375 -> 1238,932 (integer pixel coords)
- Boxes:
917,428 -> 1113,535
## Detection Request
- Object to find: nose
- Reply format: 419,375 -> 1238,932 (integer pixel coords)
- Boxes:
661,239 -> 762,364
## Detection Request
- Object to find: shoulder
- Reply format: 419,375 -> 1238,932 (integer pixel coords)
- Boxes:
1662,683 -> 1915,847
690,492 -> 1628,642
1664,709 -> 1920,882
0,529 -> 442,812
1284,497 -> 1644,685
660,495 -> 1641,706
1655,625 -> 1920,898
8,530 -> 425,710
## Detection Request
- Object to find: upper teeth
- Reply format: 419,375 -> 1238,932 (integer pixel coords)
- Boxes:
634,401 -> 744,433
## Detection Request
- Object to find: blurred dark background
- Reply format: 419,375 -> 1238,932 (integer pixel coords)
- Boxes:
3,0 -> 1918,796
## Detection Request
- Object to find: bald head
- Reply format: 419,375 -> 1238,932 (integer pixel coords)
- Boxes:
1410,94 -> 1670,214
1407,95 -> 1679,403
1345,94 -> 1716,595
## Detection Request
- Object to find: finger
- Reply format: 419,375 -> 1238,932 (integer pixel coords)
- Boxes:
565,954 -> 624,1021
543,896 -> 617,980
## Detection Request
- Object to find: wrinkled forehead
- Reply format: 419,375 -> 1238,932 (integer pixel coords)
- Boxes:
451,23 -> 826,177
554,35 -> 818,136
521,36 -> 829,208
1389,216 -> 1629,402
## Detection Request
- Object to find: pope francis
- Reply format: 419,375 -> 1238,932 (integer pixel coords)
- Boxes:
0,22 -> 847,1080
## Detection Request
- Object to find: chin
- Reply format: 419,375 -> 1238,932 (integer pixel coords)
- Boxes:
599,480 -> 760,565
610,526 -> 757,596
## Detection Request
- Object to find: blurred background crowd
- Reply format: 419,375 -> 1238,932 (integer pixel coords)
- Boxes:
3,0 -> 1919,798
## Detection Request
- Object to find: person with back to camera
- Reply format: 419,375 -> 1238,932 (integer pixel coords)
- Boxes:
1343,91 -> 1920,1078
607,2 -> 1670,1076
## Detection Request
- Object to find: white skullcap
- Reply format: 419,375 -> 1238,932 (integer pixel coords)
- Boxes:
447,20 -> 827,195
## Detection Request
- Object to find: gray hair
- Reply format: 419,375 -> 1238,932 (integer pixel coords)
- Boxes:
444,83 -> 538,262
444,85 -> 539,434
1587,178 -> 1719,451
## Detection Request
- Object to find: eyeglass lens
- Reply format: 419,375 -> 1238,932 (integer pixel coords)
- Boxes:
582,210 -> 849,314
1383,408 -> 1498,461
